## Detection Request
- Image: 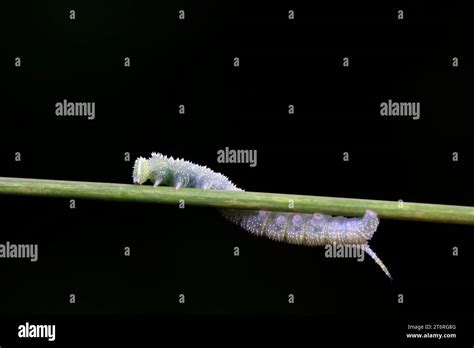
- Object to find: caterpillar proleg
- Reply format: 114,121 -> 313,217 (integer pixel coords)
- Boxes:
133,152 -> 392,279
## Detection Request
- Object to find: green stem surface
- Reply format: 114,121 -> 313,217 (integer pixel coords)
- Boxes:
0,177 -> 473,225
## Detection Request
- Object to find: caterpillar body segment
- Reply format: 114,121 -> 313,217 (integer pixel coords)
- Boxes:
133,153 -> 240,191
221,209 -> 378,246
132,152 -> 391,279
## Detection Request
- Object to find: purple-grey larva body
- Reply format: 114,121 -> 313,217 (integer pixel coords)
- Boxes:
132,152 -> 391,279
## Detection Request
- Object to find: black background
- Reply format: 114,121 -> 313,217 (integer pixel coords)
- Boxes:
0,0 -> 473,345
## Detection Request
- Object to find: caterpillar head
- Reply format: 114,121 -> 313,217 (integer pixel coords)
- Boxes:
132,157 -> 151,185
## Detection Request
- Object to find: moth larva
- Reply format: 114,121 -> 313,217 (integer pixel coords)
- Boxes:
133,152 -> 392,279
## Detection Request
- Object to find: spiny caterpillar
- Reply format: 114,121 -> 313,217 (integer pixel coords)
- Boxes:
133,152 -> 392,279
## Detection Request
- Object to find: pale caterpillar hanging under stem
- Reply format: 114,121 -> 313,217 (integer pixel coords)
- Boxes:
132,152 -> 392,279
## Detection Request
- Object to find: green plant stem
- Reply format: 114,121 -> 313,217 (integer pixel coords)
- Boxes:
0,177 -> 473,225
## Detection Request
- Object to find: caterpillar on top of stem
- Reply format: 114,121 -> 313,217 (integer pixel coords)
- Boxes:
132,152 -> 392,279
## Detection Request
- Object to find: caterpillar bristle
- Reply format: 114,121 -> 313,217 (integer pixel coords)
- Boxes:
364,245 -> 392,280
